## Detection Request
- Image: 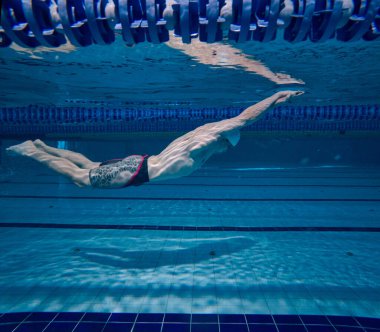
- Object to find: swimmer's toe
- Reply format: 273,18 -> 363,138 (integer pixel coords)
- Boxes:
6,147 -> 18,156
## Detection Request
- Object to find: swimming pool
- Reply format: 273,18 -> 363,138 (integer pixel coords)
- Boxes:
1,10 -> 380,332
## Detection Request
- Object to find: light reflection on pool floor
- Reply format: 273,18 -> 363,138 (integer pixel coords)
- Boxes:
0,228 -> 379,317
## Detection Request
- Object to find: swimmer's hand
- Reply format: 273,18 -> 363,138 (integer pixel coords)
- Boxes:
274,90 -> 304,105
274,73 -> 305,85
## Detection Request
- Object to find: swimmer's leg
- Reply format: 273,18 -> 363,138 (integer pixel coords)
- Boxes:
33,139 -> 100,169
6,140 -> 91,187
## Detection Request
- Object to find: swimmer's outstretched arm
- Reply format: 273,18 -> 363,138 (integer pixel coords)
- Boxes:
236,90 -> 304,126
204,90 -> 304,134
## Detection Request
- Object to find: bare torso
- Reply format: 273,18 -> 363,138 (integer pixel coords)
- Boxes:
147,124 -> 231,182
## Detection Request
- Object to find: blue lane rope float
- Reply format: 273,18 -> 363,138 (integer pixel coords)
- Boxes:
0,104 -> 379,135
84,0 -> 115,44
337,0 -> 379,41
310,0 -> 343,42
58,0 -> 93,46
284,0 -> 316,42
0,29 -> 12,46
253,0 -> 281,42
229,0 -> 255,42
363,4 -> 380,39
146,0 -> 169,43
1,0 -> 40,47
172,0 -> 200,43
0,0 -> 379,46
199,0 -> 225,42
20,0 -> 66,47
117,0 -> 143,45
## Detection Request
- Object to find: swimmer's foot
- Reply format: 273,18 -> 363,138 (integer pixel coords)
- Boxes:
274,73 -> 305,85
6,140 -> 36,156
33,139 -> 47,150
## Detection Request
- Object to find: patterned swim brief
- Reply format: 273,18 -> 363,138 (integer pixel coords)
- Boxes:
89,155 -> 149,189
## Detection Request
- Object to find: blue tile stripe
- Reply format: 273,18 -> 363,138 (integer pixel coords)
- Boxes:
2,195 -> 380,202
0,313 -> 379,332
0,104 -> 379,135
4,181 -> 380,188
0,223 -> 380,232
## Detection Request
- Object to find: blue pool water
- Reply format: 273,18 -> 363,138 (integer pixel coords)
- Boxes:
1,30 -> 380,332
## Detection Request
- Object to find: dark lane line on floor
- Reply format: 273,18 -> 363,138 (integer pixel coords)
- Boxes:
3,175 -> 380,180
1,222 -> 380,232
1,182 -> 380,188
1,195 -> 380,202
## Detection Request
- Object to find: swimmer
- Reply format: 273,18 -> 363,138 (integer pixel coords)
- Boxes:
6,90 -> 303,188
